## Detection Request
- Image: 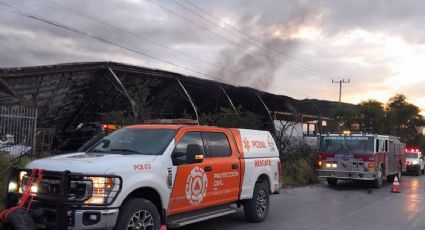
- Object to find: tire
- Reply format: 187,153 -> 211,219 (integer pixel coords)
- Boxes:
416,168 -> 421,176
422,169 -> 424,175
327,178 -> 338,186
2,208 -> 35,230
114,198 -> 161,230
398,163 -> 402,182
386,175 -> 394,183
244,182 -> 270,223
373,166 -> 384,188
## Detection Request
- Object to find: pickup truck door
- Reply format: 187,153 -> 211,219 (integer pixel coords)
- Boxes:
201,131 -> 241,205
167,129 -> 241,216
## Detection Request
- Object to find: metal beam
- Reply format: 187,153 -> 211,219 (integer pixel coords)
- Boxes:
107,66 -> 137,118
256,94 -> 276,134
220,87 -> 238,114
0,75 -> 18,98
175,77 -> 199,125
256,94 -> 273,122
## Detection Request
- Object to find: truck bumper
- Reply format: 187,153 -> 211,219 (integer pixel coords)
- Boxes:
406,165 -> 420,172
5,168 -> 122,230
317,169 -> 376,180
71,209 -> 119,230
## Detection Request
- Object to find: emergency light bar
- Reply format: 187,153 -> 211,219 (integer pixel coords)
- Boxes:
102,124 -> 119,131
405,147 -> 420,153
143,119 -> 198,125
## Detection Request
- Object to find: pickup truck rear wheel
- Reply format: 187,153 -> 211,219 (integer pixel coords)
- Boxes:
244,182 -> 270,223
114,198 -> 160,230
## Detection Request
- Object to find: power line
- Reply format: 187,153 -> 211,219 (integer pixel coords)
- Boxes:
169,0 -> 254,48
0,1 -> 316,100
0,2 -> 209,78
181,0 -> 259,44
40,0 -> 323,91
174,0 -> 335,79
167,0 -> 331,79
42,0 -> 215,66
146,0 -> 332,79
144,0 -> 241,47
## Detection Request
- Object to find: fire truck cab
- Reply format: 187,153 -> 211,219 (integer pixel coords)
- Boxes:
317,133 -> 406,188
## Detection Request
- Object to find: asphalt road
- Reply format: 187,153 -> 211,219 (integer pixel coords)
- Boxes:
181,174 -> 425,230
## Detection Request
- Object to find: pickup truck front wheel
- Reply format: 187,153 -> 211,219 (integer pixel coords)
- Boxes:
114,198 -> 161,230
244,182 -> 270,223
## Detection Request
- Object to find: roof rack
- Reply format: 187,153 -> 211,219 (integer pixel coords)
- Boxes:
143,119 -> 199,125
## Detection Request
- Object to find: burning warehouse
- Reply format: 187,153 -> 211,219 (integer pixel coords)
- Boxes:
0,62 -> 335,155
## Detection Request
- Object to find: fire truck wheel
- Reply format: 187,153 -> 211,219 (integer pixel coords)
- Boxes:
386,175 -> 394,183
244,182 -> 270,223
114,198 -> 161,230
327,178 -> 338,186
373,167 -> 384,188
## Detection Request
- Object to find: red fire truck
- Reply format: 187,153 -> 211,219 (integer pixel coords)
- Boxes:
317,133 -> 406,188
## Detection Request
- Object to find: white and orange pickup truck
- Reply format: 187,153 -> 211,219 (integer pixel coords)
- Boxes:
6,120 -> 281,230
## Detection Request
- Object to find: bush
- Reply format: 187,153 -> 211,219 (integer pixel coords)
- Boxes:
199,107 -> 262,129
281,147 -> 319,187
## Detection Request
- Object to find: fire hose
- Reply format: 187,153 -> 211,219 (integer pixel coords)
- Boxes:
0,168 -> 43,230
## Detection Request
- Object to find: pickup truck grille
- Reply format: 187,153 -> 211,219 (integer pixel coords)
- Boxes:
38,178 -> 60,197
22,175 -> 91,202
8,168 -> 122,229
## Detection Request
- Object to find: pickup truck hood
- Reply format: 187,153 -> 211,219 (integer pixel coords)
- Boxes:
26,152 -> 157,174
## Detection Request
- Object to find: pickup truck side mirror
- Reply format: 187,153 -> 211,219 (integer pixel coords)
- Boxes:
186,144 -> 204,164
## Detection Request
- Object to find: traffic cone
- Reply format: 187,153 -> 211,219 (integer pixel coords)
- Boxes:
160,225 -> 167,230
391,176 -> 401,193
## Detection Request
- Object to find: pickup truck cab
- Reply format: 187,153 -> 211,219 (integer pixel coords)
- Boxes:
6,121 -> 281,229
405,148 -> 425,176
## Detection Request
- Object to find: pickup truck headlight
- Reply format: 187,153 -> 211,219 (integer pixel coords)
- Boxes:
15,171 -> 28,193
18,172 -> 120,205
8,181 -> 18,192
412,160 -> 418,165
84,177 -> 121,205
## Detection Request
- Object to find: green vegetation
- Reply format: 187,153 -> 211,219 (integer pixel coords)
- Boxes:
281,146 -> 319,187
334,94 -> 425,147
199,107 -> 262,129
385,94 -> 425,145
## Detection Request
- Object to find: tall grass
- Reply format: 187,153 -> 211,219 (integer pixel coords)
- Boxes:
281,147 -> 319,187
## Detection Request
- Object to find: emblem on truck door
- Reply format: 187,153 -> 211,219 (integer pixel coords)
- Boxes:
185,166 -> 208,205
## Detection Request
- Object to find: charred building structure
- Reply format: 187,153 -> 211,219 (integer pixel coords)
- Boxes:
0,62 -> 338,153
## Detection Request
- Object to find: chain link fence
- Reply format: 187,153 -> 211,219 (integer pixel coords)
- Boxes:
0,106 -> 37,157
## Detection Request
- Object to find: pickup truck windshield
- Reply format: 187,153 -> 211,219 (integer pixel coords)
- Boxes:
320,136 -> 374,154
88,128 -> 176,155
406,153 -> 418,158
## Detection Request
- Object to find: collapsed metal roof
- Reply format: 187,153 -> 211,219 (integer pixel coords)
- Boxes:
0,61 -> 338,132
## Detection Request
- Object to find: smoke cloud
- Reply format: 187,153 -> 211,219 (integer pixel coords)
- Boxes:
212,38 -> 298,91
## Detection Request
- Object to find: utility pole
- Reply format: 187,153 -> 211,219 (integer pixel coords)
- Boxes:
332,79 -> 350,104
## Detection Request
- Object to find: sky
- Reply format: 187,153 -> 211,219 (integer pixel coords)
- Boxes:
1,0 -> 425,111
